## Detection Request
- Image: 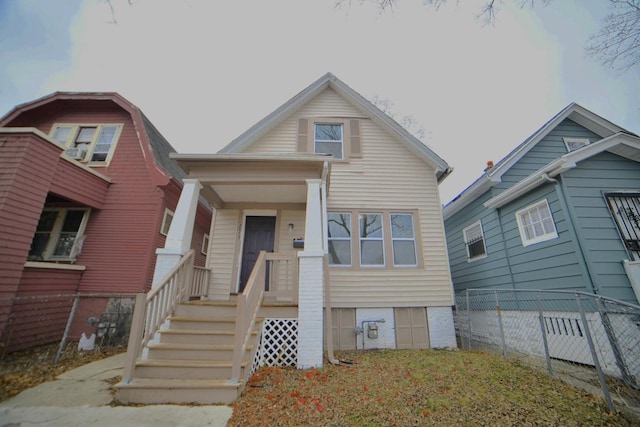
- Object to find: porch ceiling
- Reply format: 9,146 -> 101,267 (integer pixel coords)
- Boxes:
171,153 -> 331,209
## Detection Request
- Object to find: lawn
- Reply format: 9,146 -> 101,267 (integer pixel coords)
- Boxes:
228,349 -> 630,426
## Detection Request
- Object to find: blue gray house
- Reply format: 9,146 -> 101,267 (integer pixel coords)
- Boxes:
443,103 -> 640,305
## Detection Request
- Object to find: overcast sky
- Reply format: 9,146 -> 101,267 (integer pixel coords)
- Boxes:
1,0 -> 638,204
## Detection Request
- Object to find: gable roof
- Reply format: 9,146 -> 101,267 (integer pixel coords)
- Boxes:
484,132 -> 640,209
443,103 -> 635,219
0,92 -> 186,187
219,72 -> 452,182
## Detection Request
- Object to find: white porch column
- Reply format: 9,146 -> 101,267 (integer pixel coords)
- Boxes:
152,179 -> 203,287
297,179 -> 325,369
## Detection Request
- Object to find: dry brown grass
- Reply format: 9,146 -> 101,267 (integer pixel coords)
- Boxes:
0,343 -> 125,402
229,349 -> 631,426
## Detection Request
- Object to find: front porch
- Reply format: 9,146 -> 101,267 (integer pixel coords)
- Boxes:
117,154 -> 335,404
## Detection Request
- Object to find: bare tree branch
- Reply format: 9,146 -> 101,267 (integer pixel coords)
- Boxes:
586,0 -> 640,72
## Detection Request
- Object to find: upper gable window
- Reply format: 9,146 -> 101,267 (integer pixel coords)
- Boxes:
516,199 -> 558,247
315,123 -> 343,159
298,118 -> 361,161
51,124 -> 122,165
563,137 -> 590,152
463,221 -> 487,261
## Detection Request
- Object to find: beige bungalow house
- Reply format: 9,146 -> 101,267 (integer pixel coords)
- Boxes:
118,73 -> 456,404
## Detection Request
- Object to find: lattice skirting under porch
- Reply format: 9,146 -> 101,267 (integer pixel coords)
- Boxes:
251,318 -> 298,375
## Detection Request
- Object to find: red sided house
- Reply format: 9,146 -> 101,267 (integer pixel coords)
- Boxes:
0,93 -> 212,352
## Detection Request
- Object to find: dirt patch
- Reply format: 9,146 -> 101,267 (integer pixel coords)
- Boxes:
0,343 -> 126,402
229,349 -> 632,426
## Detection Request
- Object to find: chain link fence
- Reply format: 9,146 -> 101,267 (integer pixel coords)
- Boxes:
454,289 -> 640,413
0,293 -> 138,362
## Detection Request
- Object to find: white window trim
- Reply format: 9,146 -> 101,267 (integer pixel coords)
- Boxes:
359,212 -> 385,267
201,233 -> 209,255
327,212 -> 353,267
30,208 -> 90,261
563,137 -> 590,152
516,199 -> 559,247
390,213 -> 418,267
463,220 -> 487,262
51,123 -> 123,166
314,122 -> 344,160
160,208 -> 174,236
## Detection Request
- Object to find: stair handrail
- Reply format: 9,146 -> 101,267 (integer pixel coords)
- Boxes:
230,250 -> 266,383
122,249 -> 195,383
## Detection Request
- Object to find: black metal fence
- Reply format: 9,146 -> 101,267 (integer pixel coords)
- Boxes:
454,289 -> 640,414
0,293 -> 137,362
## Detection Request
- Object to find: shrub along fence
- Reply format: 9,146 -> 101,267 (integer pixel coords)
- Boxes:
0,293 -> 137,361
454,289 -> 640,413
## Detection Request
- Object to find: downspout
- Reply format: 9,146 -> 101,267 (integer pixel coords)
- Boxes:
321,177 -> 339,366
542,173 -> 598,294
495,207 -> 516,290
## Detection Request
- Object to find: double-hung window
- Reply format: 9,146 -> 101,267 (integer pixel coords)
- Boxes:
359,213 -> 384,266
516,199 -> 558,247
327,210 -> 420,268
463,221 -> 487,261
51,123 -> 122,164
390,214 -> 417,266
314,123 -> 344,160
328,213 -> 352,266
28,208 -> 90,261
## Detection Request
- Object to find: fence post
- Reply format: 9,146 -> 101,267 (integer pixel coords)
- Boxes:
594,297 -> 633,387
54,294 -> 80,364
466,289 -> 472,351
536,291 -> 553,376
576,293 -> 615,412
495,290 -> 507,359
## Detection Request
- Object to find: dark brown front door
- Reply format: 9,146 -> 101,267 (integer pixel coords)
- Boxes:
239,216 -> 276,292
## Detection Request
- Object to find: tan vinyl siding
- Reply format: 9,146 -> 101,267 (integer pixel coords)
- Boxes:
207,209 -> 239,299
273,209 -> 306,294
244,88 -> 363,154
243,87 -> 453,308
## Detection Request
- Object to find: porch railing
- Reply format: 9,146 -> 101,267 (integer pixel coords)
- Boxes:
191,266 -> 210,298
231,250 -> 267,383
264,252 -> 298,303
122,249 -> 208,383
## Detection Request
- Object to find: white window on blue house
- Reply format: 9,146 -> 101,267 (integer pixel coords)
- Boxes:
463,221 -> 487,261
563,137 -> 590,152
516,199 -> 558,247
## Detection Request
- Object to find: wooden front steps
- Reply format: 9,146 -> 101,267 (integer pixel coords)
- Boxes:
116,300 -> 262,405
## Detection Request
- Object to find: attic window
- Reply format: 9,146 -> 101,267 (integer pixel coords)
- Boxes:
51,123 -> 123,164
315,123 -> 344,159
563,137 -> 590,152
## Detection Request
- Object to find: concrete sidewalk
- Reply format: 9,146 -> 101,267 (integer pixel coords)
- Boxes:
0,353 -> 233,427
